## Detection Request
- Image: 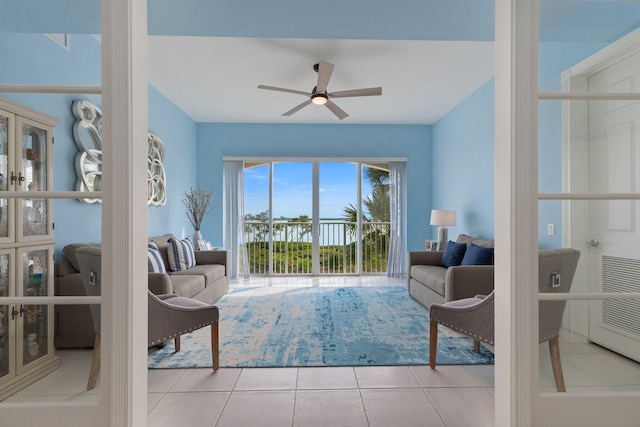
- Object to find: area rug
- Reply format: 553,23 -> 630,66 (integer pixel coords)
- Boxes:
148,286 -> 494,368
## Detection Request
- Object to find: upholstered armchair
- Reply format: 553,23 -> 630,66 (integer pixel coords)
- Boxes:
75,246 -> 220,391
148,290 -> 219,370
429,248 -> 580,392
75,246 -> 102,391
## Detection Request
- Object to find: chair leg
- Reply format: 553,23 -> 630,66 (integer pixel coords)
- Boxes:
87,333 -> 101,391
473,339 -> 480,353
430,320 -> 438,369
174,336 -> 181,352
211,322 -> 219,371
548,336 -> 566,392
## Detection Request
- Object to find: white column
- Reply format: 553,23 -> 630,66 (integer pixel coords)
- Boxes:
102,0 -> 149,425
494,0 -> 539,425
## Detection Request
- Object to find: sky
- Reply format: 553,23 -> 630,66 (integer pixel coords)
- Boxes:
243,162 -> 375,219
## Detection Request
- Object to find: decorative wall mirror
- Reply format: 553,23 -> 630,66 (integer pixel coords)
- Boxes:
72,100 -> 166,205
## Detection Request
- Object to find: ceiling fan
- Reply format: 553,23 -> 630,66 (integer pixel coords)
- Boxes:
257,61 -> 382,120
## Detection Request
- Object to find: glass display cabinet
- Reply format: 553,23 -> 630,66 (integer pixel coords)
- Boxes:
0,97 -> 59,400
0,249 -> 13,385
0,109 -> 15,245
17,116 -> 54,242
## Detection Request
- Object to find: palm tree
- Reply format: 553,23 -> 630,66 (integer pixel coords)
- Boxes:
342,203 -> 367,239
344,166 -> 390,224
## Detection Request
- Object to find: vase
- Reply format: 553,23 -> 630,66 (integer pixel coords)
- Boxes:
194,229 -> 202,242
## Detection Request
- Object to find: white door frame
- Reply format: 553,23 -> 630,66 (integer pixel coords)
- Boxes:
0,1 -> 149,426
494,1 -> 540,425
495,0 -> 640,425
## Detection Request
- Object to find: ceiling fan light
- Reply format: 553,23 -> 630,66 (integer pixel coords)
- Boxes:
311,94 -> 328,105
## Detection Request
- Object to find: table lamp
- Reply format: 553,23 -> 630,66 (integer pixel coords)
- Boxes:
430,209 -> 456,251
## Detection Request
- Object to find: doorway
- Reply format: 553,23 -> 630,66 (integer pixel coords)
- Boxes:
565,33 -> 640,362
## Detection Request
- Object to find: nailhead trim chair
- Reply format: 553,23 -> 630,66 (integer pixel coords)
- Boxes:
429,248 -> 580,392
75,246 -> 220,391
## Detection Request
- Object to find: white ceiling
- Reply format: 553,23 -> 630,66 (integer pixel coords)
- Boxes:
147,37 -> 495,125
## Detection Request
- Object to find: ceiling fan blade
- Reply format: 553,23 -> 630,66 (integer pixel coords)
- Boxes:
329,87 -> 382,98
258,85 -> 311,97
325,100 -> 349,120
282,99 -> 313,116
315,61 -> 334,94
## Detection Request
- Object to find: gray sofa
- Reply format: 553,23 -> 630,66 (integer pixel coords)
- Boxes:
54,234 -> 229,348
407,234 -> 494,309
146,234 -> 229,304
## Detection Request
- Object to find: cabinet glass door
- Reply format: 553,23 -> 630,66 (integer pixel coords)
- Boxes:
0,250 -> 13,382
0,109 -> 15,243
17,117 -> 52,241
17,246 -> 51,372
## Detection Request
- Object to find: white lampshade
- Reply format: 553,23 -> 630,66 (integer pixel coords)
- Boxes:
430,209 -> 456,227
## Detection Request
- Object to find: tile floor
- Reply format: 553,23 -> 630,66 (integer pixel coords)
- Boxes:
4,275 -> 640,426
146,364 -> 495,427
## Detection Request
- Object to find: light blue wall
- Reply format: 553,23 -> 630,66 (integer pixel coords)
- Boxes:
432,80 -> 495,242
195,123 -> 432,250
147,86 -> 198,238
431,39 -> 612,249
0,30 -> 198,258
45,85 -> 196,253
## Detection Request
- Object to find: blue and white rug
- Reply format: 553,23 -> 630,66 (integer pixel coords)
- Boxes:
148,286 -> 494,368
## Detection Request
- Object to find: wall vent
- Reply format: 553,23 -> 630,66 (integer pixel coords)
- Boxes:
44,33 -> 70,52
602,255 -> 640,337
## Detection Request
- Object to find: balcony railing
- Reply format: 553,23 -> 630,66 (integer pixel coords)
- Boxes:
243,220 -> 390,275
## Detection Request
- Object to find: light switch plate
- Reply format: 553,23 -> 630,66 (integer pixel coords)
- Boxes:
551,272 -> 561,288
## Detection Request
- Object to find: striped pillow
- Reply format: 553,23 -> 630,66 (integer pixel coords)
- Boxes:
147,241 -> 167,273
167,236 -> 196,271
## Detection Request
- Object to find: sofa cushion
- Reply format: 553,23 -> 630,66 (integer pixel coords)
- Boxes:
147,241 -> 167,273
441,241 -> 467,267
166,274 -> 205,298
461,243 -> 494,265
456,233 -> 494,248
167,236 -> 196,271
410,265 -> 447,297
175,263 -> 227,286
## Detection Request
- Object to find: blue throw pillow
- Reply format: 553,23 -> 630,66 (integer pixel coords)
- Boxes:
440,241 -> 467,267
461,243 -> 494,265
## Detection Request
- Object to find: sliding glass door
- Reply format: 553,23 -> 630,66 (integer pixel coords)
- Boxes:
272,162 -> 313,274
318,162 -> 358,274
242,160 -> 390,276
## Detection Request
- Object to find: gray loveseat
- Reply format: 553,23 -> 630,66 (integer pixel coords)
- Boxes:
54,234 -> 229,348
407,234 -> 494,309
146,234 -> 229,304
